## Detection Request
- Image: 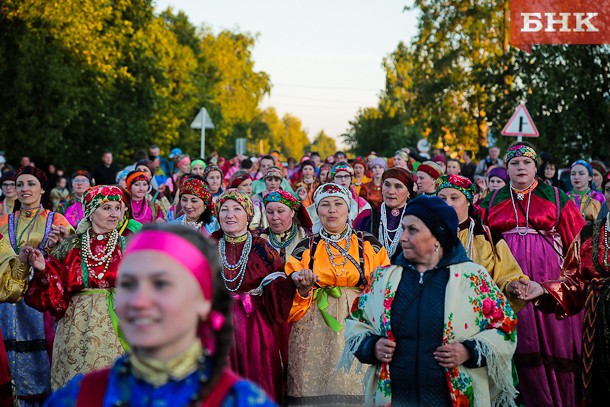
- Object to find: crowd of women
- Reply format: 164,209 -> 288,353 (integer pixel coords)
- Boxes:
0,142 -> 608,406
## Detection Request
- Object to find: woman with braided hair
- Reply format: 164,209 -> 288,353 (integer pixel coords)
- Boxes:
45,223 -> 275,406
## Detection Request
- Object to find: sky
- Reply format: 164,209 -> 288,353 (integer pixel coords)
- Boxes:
154,0 -> 418,149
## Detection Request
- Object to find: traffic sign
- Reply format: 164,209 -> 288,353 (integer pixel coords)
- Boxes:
501,104 -> 539,138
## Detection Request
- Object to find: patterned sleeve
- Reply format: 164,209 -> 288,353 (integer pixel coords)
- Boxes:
0,236 -> 31,303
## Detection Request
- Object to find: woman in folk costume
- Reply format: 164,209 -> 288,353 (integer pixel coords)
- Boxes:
125,171 -> 165,225
204,165 -> 225,202
259,190 -> 311,262
212,189 -> 295,403
479,142 -> 586,407
518,171 -> 610,406
567,160 -> 605,225
359,157 -> 387,210
0,166 -> 73,406
285,183 -> 389,406
436,174 -> 529,312
45,224 -> 276,407
24,186 -> 127,390
292,160 -> 319,208
341,195 -> 518,406
0,234 -> 47,407
228,170 -> 267,230
355,167 -> 416,260
60,171 -> 92,228
171,175 -> 219,237
0,172 -> 17,216
351,157 -> 371,196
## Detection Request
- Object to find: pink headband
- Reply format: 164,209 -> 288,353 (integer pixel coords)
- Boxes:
125,230 -> 213,299
178,156 -> 191,169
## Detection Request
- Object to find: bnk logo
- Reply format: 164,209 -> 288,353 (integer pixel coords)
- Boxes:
511,0 -> 610,52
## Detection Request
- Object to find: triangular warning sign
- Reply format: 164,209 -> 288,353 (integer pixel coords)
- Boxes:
501,104 -> 539,137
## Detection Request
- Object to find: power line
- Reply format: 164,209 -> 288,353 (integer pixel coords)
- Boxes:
269,94 -> 377,105
272,83 -> 380,92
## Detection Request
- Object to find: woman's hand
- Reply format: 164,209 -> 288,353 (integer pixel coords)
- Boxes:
434,343 -> 470,368
46,225 -> 69,249
517,279 -> 545,301
18,245 -> 34,264
28,249 -> 46,271
507,276 -> 530,298
375,338 -> 396,363
296,187 -> 308,201
291,269 -> 319,297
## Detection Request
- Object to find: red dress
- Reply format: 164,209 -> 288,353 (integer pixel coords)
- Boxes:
214,232 -> 295,403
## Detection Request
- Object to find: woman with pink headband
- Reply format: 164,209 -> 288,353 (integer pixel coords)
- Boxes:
45,224 -> 275,406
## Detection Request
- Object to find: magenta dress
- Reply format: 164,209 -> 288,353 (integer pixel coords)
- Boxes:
215,233 -> 296,403
480,182 -> 585,407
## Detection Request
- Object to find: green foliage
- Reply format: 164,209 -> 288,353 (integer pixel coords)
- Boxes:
310,130 -> 337,160
344,1 -> 610,164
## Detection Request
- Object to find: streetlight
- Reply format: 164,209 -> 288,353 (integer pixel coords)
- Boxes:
190,107 -> 215,158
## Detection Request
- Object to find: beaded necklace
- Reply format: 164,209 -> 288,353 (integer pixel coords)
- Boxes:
181,216 -> 204,231
218,232 -> 252,292
13,205 -> 43,252
509,182 -> 534,236
321,225 -> 352,276
269,224 -> 298,249
464,218 -> 476,258
81,227 -> 120,280
510,180 -> 537,201
378,203 -> 406,255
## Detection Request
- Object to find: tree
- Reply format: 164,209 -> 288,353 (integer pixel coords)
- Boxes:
310,130 -> 337,159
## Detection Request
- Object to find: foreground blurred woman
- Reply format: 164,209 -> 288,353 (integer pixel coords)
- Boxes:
342,195 -> 517,406
26,186 -> 127,389
45,224 -> 276,406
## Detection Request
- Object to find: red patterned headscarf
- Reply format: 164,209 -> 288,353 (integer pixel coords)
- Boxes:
180,176 -> 212,208
82,185 -> 124,220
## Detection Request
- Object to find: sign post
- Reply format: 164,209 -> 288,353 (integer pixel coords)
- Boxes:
190,108 -> 215,158
501,103 -> 539,141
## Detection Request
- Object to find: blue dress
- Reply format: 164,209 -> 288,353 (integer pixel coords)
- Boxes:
44,356 -> 276,407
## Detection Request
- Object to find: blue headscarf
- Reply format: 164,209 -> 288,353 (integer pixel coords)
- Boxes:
571,160 -> 595,190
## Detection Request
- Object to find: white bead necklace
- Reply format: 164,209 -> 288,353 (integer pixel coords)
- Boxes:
321,225 -> 352,276
218,232 -> 252,292
379,203 -> 406,255
509,186 -> 532,236
181,216 -> 203,231
82,228 -> 119,280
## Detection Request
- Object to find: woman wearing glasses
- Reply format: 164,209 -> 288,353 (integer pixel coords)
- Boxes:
0,173 -> 16,215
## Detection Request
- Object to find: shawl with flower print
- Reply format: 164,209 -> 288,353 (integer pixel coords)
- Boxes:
340,262 -> 518,407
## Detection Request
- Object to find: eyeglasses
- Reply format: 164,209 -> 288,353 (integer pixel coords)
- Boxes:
334,175 -> 352,181
73,179 -> 90,184
1,183 -> 15,188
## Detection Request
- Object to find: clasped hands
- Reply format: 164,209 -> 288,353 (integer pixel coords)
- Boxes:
375,338 -> 470,369
291,269 -> 320,297
18,245 -> 46,271
507,276 -> 545,301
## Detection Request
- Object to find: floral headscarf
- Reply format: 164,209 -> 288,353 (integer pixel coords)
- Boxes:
215,188 -> 254,223
313,183 -> 351,214
435,174 -> 475,204
82,185 -> 124,221
352,157 -> 367,170
264,166 -> 284,180
590,160 -> 607,177
264,190 -> 300,211
229,170 -> 251,189
180,176 -> 212,207
329,163 -> 354,180
504,144 -> 538,165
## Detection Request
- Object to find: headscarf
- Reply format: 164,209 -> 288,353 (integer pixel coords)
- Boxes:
180,176 -> 212,207
116,169 -> 130,185
313,183 -> 351,214
136,160 -> 155,176
229,170 -> 251,189
125,171 -> 149,191
571,159 -> 595,190
370,157 -> 388,170
403,195 -> 459,252
417,161 -> 443,180
264,190 -> 300,211
602,171 -> 610,191
435,174 -> 476,204
300,160 -> 316,171
203,165 -> 223,180
504,144 -> 538,165
382,167 -> 416,198
487,167 -> 509,184
352,157 -> 367,170
17,166 -> 48,190
394,149 -> 410,164
190,159 -> 207,171
215,188 -> 254,223
264,166 -> 284,180
82,185 -> 124,220
329,163 -> 354,180
71,170 -> 92,184
432,155 -> 447,165
590,160 -> 607,177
